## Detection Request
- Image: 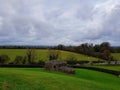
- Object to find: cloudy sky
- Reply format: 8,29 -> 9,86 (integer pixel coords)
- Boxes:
0,0 -> 120,46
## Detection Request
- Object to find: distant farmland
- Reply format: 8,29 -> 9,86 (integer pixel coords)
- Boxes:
0,49 -> 101,62
112,53 -> 120,60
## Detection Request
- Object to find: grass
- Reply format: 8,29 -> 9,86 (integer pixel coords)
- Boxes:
0,68 -> 120,90
93,66 -> 120,71
0,49 -> 101,62
112,53 -> 120,60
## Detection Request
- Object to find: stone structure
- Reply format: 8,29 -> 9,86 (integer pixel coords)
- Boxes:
45,60 -> 75,74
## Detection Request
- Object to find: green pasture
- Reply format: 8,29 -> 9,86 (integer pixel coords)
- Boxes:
0,68 -> 120,90
112,53 -> 120,60
93,66 -> 120,71
0,49 -> 100,62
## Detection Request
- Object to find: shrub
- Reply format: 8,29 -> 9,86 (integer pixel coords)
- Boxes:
0,54 -> 10,64
26,49 -> 37,64
91,61 -> 105,63
77,61 -> 90,64
22,56 -> 27,64
48,49 -> 61,60
67,60 -> 77,65
13,56 -> 23,65
38,60 -> 45,66
66,55 -> 78,65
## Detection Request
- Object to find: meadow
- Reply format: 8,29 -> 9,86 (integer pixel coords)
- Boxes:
94,66 -> 120,71
0,49 -> 120,90
0,68 -> 120,90
112,53 -> 120,60
0,49 -> 101,62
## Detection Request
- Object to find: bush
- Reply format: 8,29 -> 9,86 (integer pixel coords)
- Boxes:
38,60 -> 45,66
26,49 -> 37,64
77,61 -> 90,64
91,61 -> 105,63
66,55 -> 78,65
48,49 -> 61,60
0,54 -> 10,64
13,56 -> 24,65
67,59 -> 77,65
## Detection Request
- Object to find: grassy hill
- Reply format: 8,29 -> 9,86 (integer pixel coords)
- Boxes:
93,66 -> 120,71
0,68 -> 120,90
0,49 -> 101,62
112,53 -> 120,60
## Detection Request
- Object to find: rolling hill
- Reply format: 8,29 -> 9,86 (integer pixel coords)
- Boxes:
112,53 -> 120,60
0,68 -> 120,90
0,49 -> 102,62
93,66 -> 120,71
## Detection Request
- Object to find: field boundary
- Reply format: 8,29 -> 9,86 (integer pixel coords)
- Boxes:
71,65 -> 120,76
1,64 -> 120,77
0,65 -> 43,68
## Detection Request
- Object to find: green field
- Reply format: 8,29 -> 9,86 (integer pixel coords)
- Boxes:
94,66 -> 120,71
0,49 -> 101,62
112,53 -> 120,60
0,68 -> 120,90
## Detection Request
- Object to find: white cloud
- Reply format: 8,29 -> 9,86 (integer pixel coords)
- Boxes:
0,0 -> 120,45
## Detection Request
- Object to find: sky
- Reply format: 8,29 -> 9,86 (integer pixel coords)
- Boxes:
0,0 -> 120,46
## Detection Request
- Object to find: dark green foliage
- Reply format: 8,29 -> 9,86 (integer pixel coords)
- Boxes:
113,47 -> 120,53
48,50 -> 61,60
22,56 -> 27,64
67,60 -> 77,65
14,56 -> 23,64
59,42 -> 114,61
56,44 -> 65,50
67,55 -> 77,65
91,61 -> 105,63
38,60 -> 45,66
0,54 -> 10,64
10,56 -> 27,65
77,61 -> 90,64
26,49 -> 37,64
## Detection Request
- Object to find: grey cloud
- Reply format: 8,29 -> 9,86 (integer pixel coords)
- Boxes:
0,0 -> 120,45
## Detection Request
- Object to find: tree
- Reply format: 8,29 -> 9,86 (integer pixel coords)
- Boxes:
26,49 -> 37,64
67,55 -> 77,65
103,50 -> 111,58
0,55 -> 10,64
56,44 -> 65,50
100,42 -> 111,52
48,49 -> 61,60
94,44 -> 100,52
38,60 -> 45,66
13,56 -> 23,65
22,56 -> 27,64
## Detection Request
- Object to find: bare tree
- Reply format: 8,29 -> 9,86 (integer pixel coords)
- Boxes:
0,54 -> 10,64
26,49 -> 37,64
14,56 -> 23,65
48,49 -> 61,60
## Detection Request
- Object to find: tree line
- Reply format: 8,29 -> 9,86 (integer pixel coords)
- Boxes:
55,42 -> 118,61
0,42 -> 120,66
0,49 -> 61,66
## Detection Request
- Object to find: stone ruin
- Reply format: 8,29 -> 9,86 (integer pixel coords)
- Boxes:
45,60 -> 75,74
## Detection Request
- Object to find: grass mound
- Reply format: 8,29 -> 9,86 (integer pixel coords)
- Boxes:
0,68 -> 120,90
